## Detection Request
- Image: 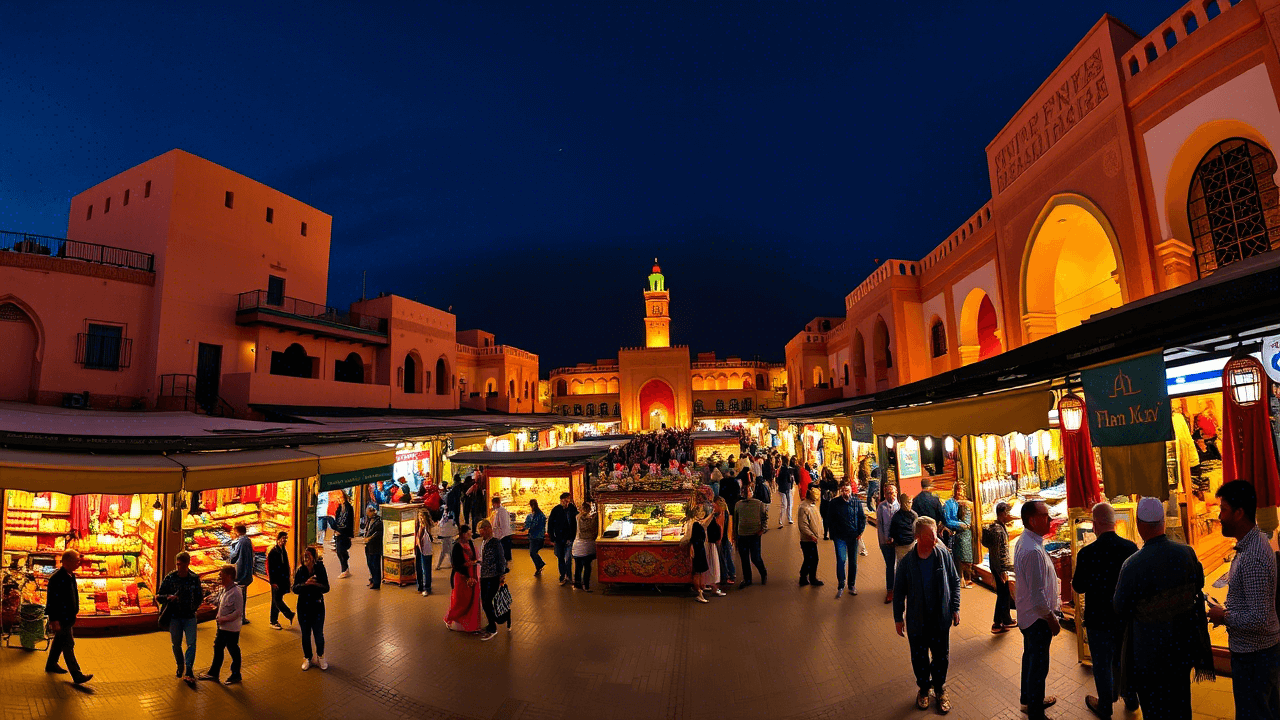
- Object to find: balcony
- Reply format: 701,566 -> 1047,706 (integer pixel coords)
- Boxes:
1,230 -> 155,272
456,343 -> 538,361
236,290 -> 389,345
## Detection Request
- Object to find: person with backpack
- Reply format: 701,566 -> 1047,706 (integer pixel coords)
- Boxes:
982,502 -> 1016,634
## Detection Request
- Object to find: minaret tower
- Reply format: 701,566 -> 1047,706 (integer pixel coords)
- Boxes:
644,259 -> 670,348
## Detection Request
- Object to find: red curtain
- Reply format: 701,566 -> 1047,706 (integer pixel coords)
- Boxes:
1222,372 -> 1280,508
1063,409 -> 1102,509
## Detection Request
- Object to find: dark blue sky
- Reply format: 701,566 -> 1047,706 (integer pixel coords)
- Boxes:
2,2 -> 1178,372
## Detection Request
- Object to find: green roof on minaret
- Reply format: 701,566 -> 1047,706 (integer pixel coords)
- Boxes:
648,258 -> 665,292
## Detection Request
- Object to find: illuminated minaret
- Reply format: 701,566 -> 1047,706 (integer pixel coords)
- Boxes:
644,259 -> 670,348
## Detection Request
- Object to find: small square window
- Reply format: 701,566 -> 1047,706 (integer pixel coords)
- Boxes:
144,181 -> 151,198
300,222 -> 307,236
225,191 -> 234,209
104,197 -> 111,213
123,189 -> 130,206
265,207 -> 274,223
86,205 -> 93,220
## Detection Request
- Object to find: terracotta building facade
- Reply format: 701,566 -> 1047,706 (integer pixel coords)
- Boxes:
787,0 -> 1280,403
0,149 -> 538,416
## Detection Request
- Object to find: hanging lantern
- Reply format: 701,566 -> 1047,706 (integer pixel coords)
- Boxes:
1225,354 -> 1264,407
1041,430 -> 1053,455
924,436 -> 934,451
151,497 -> 164,523
885,435 -> 895,449
943,436 -> 955,453
1058,393 -> 1085,432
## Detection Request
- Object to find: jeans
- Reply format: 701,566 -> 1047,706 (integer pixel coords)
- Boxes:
799,541 -> 819,582
436,537 -> 455,569
736,534 -> 766,583
238,583 -> 250,623
907,623 -> 949,695
169,616 -> 197,674
500,536 -> 513,562
316,515 -> 332,543
529,537 -> 546,571
207,629 -> 241,678
367,552 -> 382,588
777,487 -> 793,524
866,480 -> 879,510
335,535 -> 351,572
719,537 -> 736,580
880,543 -> 896,592
1231,642 -> 1280,720
832,536 -> 858,590
1088,625 -> 1132,716
1020,619 -> 1052,716
299,603 -> 326,659
480,576 -> 503,633
415,547 -> 433,592
46,622 -> 82,675
270,583 -> 295,625
554,539 -> 572,580
993,571 -> 1014,626
574,554 -> 595,590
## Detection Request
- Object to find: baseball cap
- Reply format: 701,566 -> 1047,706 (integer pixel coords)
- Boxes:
1136,497 -> 1164,523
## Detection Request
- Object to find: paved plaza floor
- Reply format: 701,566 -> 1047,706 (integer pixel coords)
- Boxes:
0,509 -> 1238,720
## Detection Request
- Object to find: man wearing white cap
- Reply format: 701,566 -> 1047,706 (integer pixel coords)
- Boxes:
1113,496 -> 1213,720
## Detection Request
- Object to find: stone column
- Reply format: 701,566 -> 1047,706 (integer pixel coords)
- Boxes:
1021,312 -> 1057,344
1155,239 -> 1195,290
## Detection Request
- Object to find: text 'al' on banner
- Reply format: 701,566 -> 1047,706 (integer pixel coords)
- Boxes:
1081,352 -> 1173,447
320,464 -> 392,491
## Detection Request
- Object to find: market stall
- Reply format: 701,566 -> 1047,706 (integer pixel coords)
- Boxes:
380,502 -> 421,587
592,471 -> 698,586
692,431 -> 739,465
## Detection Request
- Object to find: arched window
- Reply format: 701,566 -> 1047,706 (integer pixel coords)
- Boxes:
524,381 -> 530,398
691,375 -> 703,391
606,378 -> 619,393
843,363 -> 850,385
573,404 -> 583,416
742,398 -> 752,411
612,403 -> 620,416
555,378 -> 567,396
715,399 -> 725,412
584,378 -> 596,394
403,353 -> 420,393
334,352 -> 364,383
509,379 -> 516,397
1188,138 -> 1280,276
930,319 -> 947,358
271,343 -> 313,379
435,358 -> 449,394
755,373 -> 765,389
586,403 -> 595,416
485,379 -> 497,396
599,402 -> 609,416
729,399 -> 740,413
694,399 -> 705,414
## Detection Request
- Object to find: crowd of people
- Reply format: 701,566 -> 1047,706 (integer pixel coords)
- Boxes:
601,428 -> 694,471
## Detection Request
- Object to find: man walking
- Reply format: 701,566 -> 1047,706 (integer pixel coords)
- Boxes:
1207,480 -> 1280,719
733,480 -> 768,588
198,565 -> 244,685
159,551 -> 203,684
547,492 -> 578,586
827,481 -> 866,599
876,483 -> 900,604
775,457 -> 795,527
1114,497 -> 1213,720
984,501 -> 1016,633
267,531 -> 296,630
491,496 -> 513,563
893,517 -> 960,714
333,490 -> 355,578
912,478 -> 944,527
1071,502 -> 1138,718
45,549 -> 92,685
228,523 -> 254,624
1015,500 -> 1060,719
363,506 -> 384,590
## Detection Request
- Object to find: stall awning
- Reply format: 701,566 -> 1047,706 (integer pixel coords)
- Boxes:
171,448 -> 321,492
300,442 -> 396,475
0,449 -> 183,494
871,383 -> 1055,438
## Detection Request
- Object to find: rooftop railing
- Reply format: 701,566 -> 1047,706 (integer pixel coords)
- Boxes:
1,230 -> 155,272
237,290 -> 388,334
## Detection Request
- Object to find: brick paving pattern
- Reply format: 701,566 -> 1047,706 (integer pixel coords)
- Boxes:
0,514 -> 1237,719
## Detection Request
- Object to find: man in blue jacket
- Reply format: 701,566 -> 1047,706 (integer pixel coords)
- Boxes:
227,523 -> 255,624
893,516 -> 961,715
827,481 -> 866,598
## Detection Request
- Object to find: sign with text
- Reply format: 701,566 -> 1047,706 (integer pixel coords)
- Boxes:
849,415 -> 874,444
1081,353 -> 1173,447
1262,335 -> 1280,383
898,436 -> 922,479
320,464 -> 393,491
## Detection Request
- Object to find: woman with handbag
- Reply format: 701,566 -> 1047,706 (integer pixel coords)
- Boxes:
572,500 -> 599,592
443,524 -> 482,635
476,519 -> 509,640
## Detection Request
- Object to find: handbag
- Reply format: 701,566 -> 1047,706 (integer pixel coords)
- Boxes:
493,583 -> 513,618
157,598 -> 173,629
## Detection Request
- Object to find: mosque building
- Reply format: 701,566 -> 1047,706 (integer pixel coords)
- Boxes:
549,261 -> 786,433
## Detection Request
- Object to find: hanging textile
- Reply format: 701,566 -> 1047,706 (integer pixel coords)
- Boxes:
241,484 -> 261,504
1063,414 -> 1102,509
1099,443 -> 1168,500
263,482 -> 278,503
1223,374 -> 1280,509
71,494 -> 92,537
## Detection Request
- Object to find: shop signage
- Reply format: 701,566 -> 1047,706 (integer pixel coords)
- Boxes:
849,415 -> 873,444
1262,335 -> 1280,383
898,437 -> 922,479
320,464 -> 394,491
395,449 -> 431,463
1081,353 -> 1173,447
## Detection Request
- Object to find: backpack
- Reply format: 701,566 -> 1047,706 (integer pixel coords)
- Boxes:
981,522 -> 999,551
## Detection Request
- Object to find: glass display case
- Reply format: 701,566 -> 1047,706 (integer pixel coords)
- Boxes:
488,476 -> 570,537
594,490 -> 694,585
600,501 -> 688,542
380,503 -> 421,587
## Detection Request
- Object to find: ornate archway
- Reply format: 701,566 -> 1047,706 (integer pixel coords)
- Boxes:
0,301 -> 39,402
957,288 -> 1002,365
638,378 -> 676,431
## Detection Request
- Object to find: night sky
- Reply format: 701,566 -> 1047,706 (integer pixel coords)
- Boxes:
2,2 -> 1179,372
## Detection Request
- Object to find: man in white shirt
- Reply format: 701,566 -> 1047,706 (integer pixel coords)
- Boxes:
491,496 -> 513,562
1014,500 -> 1061,720
197,566 -> 244,685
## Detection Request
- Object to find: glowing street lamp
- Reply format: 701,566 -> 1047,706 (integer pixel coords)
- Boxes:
1058,393 -> 1085,432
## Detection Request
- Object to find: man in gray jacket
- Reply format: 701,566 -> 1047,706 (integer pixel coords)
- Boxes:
227,523 -> 255,624
893,516 -> 961,715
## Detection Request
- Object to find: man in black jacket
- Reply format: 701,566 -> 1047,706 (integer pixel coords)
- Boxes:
267,532 -> 296,629
912,479 -> 945,527
45,549 -> 92,684
364,506 -> 384,589
1072,502 -> 1138,718
446,473 -> 464,523
828,481 -> 867,598
333,491 -> 355,578
547,492 -> 578,585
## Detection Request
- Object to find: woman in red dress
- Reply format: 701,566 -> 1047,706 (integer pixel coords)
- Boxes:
443,525 -> 481,633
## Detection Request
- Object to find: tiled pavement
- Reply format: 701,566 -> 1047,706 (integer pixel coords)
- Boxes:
0,511 -> 1238,720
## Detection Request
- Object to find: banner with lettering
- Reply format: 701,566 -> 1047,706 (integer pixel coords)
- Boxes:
849,415 -> 873,444
1081,353 -> 1173,447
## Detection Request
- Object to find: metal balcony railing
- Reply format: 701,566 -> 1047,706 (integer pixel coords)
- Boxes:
1,230 -> 155,272
76,333 -> 132,370
238,290 -> 388,334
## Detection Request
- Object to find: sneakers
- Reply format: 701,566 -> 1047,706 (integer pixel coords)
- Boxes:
270,622 -> 283,630
835,587 -> 844,599
317,656 -> 328,671
339,571 -> 351,579
421,591 -> 430,597
695,595 -> 708,603
850,588 -> 858,596
301,658 -> 312,671
916,689 -> 932,710
937,690 -> 952,714
712,589 -> 726,597
479,631 -> 496,641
